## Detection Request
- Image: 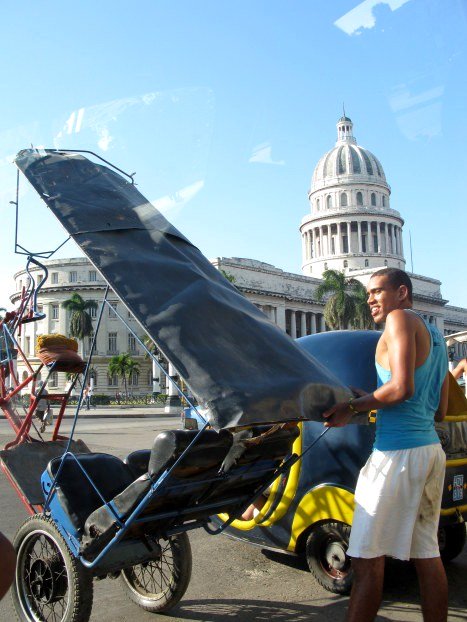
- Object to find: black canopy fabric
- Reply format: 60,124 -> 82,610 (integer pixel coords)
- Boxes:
15,149 -> 352,429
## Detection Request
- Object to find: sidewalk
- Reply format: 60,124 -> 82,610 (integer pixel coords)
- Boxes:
62,405 -> 182,418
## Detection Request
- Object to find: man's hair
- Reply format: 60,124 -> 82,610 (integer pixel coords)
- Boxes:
371,268 -> 413,302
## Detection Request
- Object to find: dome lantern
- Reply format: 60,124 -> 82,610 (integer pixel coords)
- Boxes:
336,116 -> 356,144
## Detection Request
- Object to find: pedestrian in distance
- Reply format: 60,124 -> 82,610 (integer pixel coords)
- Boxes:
323,268 -> 449,622
34,381 -> 51,433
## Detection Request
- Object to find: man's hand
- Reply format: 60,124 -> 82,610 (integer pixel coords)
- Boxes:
322,401 -> 354,427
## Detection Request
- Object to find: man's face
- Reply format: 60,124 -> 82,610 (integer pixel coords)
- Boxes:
366,275 -> 406,324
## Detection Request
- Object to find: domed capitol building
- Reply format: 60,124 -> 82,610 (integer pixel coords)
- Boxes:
10,116 -> 467,395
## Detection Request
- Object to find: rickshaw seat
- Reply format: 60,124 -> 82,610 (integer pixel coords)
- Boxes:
81,425 -> 299,557
47,453 -> 135,531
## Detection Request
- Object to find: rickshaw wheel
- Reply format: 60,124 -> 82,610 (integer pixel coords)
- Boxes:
11,515 -> 93,622
438,523 -> 466,563
120,532 -> 192,613
305,521 -> 353,595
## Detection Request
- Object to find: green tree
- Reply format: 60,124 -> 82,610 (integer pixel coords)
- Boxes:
108,353 -> 139,397
315,270 -> 357,330
61,294 -> 98,353
350,280 -> 375,329
220,269 -> 236,284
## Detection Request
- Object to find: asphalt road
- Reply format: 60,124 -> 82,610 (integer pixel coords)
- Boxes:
0,416 -> 466,621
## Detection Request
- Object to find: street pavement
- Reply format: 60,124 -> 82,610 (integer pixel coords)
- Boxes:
0,413 -> 466,621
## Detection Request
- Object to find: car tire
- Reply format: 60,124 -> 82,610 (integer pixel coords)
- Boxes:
305,521 -> 353,595
438,523 -> 466,563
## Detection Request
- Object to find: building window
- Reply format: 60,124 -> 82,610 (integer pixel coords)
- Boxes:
87,334 -> 96,355
128,333 -> 137,353
324,262 -> 328,271
373,235 -> 378,252
69,271 -> 78,283
147,369 -> 152,385
331,237 -> 336,254
49,371 -> 58,388
108,332 -> 118,354
356,191 -> 363,206
89,270 -> 97,282
25,336 -> 31,355
371,193 -> 376,206
340,193 -> 348,207
326,195 -> 332,209
90,305 -> 97,319
108,374 -> 119,387
37,274 -> 43,283
342,235 -> 349,253
51,272 -> 59,284
344,260 -> 348,268
365,259 -> 369,267
108,303 -> 118,319
19,279 -> 23,292
52,304 -> 59,320
382,195 -> 386,207
362,235 -> 367,253
384,259 -> 388,266
316,198 -> 320,211
129,371 -> 139,387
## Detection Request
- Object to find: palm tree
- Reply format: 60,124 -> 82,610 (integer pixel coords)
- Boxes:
108,353 -> 139,398
61,294 -> 98,354
350,280 -> 375,329
315,270 -> 356,330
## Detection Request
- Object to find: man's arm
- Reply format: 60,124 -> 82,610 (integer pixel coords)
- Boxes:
452,358 -> 467,380
323,310 -> 416,427
435,371 -> 450,422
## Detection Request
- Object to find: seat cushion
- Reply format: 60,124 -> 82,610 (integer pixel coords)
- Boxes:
48,453 -> 135,531
148,429 -> 233,480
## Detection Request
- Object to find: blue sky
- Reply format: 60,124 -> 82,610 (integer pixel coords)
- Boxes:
0,0 -> 466,309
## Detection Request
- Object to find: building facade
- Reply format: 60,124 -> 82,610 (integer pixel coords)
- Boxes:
9,115 -> 467,391
10,258 -> 156,396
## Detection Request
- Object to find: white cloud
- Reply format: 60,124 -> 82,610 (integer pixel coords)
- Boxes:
249,142 -> 285,166
334,0 -> 412,36
389,85 -> 444,112
151,180 -> 205,217
97,128 -> 113,151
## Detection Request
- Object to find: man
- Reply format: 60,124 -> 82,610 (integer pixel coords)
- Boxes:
34,381 -> 50,433
323,268 -> 449,622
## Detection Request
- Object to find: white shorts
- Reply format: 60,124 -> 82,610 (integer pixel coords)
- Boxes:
347,444 -> 446,561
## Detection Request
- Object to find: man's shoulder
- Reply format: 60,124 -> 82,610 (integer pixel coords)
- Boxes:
385,308 -> 418,329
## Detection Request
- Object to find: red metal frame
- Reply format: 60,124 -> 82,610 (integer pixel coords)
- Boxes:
1,286 -> 83,514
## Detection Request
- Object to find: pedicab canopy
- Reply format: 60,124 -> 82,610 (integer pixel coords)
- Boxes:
15,149 -> 353,429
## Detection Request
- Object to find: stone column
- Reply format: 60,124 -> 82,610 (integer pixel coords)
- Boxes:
357,221 -> 362,253
385,223 -> 389,254
290,310 -> 297,339
311,229 -> 315,258
377,221 -> 382,254
276,305 -> 286,331
300,312 -> 306,337
400,227 -> 404,258
165,362 -> 181,413
336,223 -> 341,254
311,313 -> 317,334
347,221 -> 351,253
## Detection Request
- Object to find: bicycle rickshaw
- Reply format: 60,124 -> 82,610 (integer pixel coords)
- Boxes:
1,148 -> 364,622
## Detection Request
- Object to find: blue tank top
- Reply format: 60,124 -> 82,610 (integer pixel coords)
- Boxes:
374,312 -> 448,451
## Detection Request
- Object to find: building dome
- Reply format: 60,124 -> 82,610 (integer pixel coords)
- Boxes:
311,116 -> 388,191
300,115 -> 404,279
